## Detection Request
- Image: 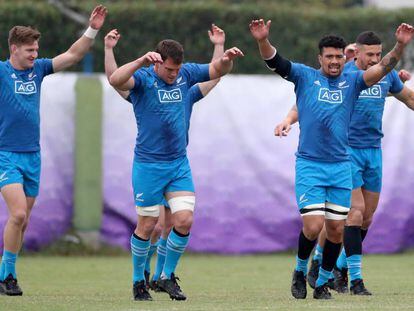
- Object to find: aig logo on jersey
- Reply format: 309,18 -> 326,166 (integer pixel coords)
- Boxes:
158,88 -> 182,103
359,85 -> 382,99
318,88 -> 343,104
15,81 -> 37,95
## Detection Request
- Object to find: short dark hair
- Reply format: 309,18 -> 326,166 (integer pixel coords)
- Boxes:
356,31 -> 382,46
318,35 -> 347,54
155,39 -> 184,64
8,26 -> 41,47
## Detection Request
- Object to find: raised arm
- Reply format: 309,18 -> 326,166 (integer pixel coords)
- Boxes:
198,24 -> 225,96
109,52 -> 163,91
52,5 -> 107,72
209,47 -> 244,80
104,29 -> 130,99
393,85 -> 414,110
274,104 -> 298,137
363,23 -> 414,87
249,19 -> 291,78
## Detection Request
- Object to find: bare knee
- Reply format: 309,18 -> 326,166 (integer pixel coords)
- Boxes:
303,221 -> 324,240
9,210 -> 27,227
136,216 -> 158,239
326,222 -> 344,243
173,212 -> 193,234
152,221 -> 164,238
346,207 -> 364,226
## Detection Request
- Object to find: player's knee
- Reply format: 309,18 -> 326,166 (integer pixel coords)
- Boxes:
173,213 -> 193,233
346,208 -> 363,226
303,222 -> 324,240
10,210 -> 27,227
326,223 -> 344,243
153,222 -> 164,237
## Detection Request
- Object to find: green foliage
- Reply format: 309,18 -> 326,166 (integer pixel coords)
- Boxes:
0,1 -> 413,73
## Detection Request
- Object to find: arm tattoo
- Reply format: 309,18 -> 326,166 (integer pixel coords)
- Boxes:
380,44 -> 403,75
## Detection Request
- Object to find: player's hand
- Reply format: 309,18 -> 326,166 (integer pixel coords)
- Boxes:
104,29 -> 120,49
249,19 -> 271,42
344,43 -> 357,62
395,23 -> 414,46
138,52 -> 163,67
89,5 -> 107,30
208,24 -> 225,46
274,120 -> 292,137
222,47 -> 244,62
398,69 -> 412,82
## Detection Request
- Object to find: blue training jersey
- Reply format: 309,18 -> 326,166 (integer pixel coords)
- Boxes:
345,61 -> 404,148
0,59 -> 53,152
287,62 -> 367,162
130,63 -> 209,162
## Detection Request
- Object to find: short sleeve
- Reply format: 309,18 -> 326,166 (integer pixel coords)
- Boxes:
389,69 -> 404,94
181,63 -> 210,87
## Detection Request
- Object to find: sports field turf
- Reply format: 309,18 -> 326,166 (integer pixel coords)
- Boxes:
1,253 -> 413,310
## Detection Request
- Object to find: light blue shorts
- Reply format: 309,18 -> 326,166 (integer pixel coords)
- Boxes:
295,157 -> 352,220
132,156 -> 194,208
0,151 -> 41,197
350,147 -> 382,193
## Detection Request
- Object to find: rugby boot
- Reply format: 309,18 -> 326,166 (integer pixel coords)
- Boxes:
291,270 -> 307,299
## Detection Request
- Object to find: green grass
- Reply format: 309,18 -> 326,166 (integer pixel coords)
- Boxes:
1,253 -> 414,310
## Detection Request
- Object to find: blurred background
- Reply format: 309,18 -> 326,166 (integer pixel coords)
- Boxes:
0,0 -> 413,255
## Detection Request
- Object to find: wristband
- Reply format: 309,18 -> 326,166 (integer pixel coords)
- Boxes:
84,26 -> 99,39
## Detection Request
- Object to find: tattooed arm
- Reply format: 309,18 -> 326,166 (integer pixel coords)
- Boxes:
363,23 -> 414,87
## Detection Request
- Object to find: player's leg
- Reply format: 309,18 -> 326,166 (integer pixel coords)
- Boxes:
150,205 -> 172,292
331,148 -> 363,293
19,152 -> 41,249
158,156 -> 195,300
0,184 -> 27,296
314,160 -> 352,299
308,225 -> 327,289
144,203 -> 165,287
0,151 -> 34,296
346,148 -> 380,295
130,160 -> 166,301
292,158 -> 326,299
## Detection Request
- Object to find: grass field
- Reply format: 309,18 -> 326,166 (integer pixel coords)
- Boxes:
1,253 -> 413,310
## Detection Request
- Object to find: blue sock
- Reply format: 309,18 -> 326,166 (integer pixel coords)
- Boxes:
336,248 -> 347,270
313,244 -> 323,264
315,267 -> 331,287
347,254 -> 362,282
3,250 -> 17,279
295,255 -> 309,274
130,234 -> 150,283
153,237 -> 167,281
145,241 -> 159,274
161,229 -> 189,279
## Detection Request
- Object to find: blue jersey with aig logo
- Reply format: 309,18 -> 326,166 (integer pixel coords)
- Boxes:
0,59 -> 54,152
288,62 -> 367,162
345,61 -> 404,148
131,64 -> 209,162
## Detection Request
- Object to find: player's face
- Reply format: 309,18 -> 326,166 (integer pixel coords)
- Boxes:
355,44 -> 382,70
155,57 -> 182,84
318,47 -> 345,77
11,41 -> 39,70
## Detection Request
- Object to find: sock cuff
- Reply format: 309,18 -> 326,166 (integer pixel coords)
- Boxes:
172,227 -> 190,237
3,250 -> 17,259
132,233 -> 150,242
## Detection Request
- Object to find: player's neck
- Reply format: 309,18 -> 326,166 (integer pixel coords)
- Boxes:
9,56 -> 27,71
